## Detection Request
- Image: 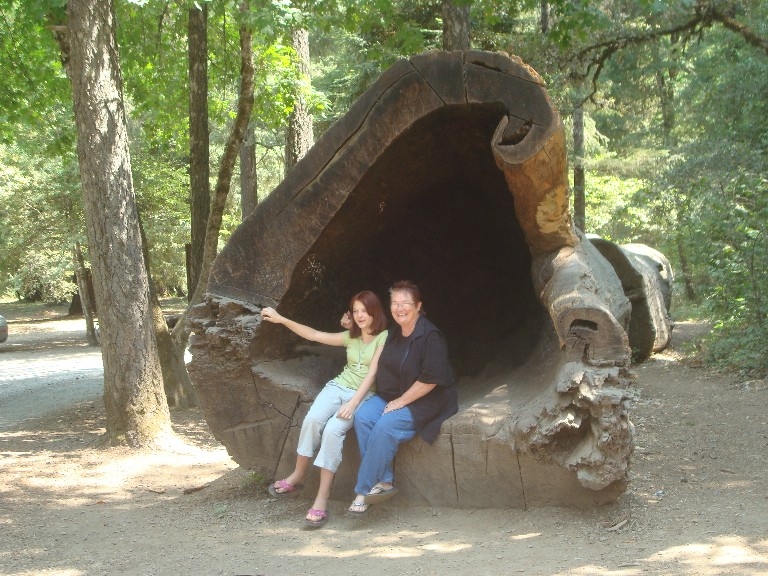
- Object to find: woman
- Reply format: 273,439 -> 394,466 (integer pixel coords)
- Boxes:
261,290 -> 388,528
348,280 -> 457,514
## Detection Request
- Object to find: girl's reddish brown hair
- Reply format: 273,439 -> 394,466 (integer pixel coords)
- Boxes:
348,290 -> 388,338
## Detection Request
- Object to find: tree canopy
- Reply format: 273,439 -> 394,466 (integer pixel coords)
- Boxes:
0,0 -> 766,374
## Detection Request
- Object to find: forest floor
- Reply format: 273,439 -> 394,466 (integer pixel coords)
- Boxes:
1,303 -> 767,576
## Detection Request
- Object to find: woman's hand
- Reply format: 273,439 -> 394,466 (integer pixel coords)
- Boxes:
261,307 -> 283,324
383,398 -> 405,414
340,311 -> 352,330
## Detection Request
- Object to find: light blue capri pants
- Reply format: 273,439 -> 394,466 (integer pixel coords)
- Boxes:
296,381 -> 370,473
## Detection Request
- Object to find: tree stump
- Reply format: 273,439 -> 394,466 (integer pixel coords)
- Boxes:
188,50 -> 671,508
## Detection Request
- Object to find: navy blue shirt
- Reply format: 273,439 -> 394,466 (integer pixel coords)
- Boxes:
375,315 -> 457,443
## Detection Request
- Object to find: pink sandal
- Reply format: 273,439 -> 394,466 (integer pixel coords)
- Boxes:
268,479 -> 302,497
303,508 -> 328,528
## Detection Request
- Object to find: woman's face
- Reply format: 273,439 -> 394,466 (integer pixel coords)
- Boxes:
389,290 -> 421,328
352,300 -> 374,332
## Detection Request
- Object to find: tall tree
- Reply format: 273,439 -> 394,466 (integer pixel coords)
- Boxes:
240,122 -> 258,219
72,242 -> 98,344
284,26 -> 314,175
64,0 -> 172,446
442,0 -> 471,50
571,92 -> 586,232
172,0 -> 256,341
540,0 -> 551,34
188,2 -> 210,299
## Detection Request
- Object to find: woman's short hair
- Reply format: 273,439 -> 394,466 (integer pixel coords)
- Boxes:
389,280 -> 424,315
348,290 -> 388,337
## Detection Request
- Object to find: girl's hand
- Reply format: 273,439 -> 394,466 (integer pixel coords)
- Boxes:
340,311 -> 353,330
337,401 -> 357,420
261,307 -> 283,324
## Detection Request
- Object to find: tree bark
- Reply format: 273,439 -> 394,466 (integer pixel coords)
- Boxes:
72,242 -> 98,345
540,0 -> 551,34
656,35 -> 696,300
572,102 -> 585,232
441,0 -> 471,51
676,208 -> 696,300
284,27 -> 313,176
188,3 -> 210,300
190,52 -> 640,508
240,122 -> 258,219
139,215 -> 197,408
172,0 -> 255,344
66,0 -> 172,446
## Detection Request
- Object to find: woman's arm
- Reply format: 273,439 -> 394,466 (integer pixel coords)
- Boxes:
337,344 -> 385,419
383,381 -> 437,414
261,306 -> 345,346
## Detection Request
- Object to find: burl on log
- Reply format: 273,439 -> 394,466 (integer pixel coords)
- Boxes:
188,50 -> 672,508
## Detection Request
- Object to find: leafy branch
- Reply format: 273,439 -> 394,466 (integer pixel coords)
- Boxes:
572,1 -> 768,105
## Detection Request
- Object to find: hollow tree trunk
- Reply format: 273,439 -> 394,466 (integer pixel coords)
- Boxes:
188,52 -> 655,508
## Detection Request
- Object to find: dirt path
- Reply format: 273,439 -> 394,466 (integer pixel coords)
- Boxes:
1,316 -> 766,576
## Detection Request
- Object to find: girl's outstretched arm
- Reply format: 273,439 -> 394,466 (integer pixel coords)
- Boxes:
261,307 -> 345,347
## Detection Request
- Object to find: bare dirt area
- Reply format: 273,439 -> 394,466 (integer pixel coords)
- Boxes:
1,308 -> 767,576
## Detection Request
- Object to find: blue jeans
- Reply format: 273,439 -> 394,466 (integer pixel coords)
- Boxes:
353,394 -> 417,495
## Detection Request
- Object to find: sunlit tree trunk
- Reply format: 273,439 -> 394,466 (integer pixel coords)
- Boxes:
66,0 -> 172,446
441,0 -> 470,50
540,0 -> 551,34
284,27 -> 313,175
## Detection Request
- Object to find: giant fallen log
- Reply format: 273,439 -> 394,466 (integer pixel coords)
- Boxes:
187,50 -> 671,508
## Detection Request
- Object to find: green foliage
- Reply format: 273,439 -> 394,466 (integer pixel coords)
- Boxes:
10,250 -> 75,304
0,130 -> 83,300
241,470 -> 266,487
3,0 -> 767,378
310,0 -> 443,121
706,322 -> 768,375
0,0 -> 70,143
130,140 -> 191,296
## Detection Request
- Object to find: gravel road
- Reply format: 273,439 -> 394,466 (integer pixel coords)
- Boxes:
0,318 -> 103,430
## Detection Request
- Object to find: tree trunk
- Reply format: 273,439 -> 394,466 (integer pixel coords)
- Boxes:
73,242 -> 98,345
284,27 -> 313,176
139,215 -> 197,408
572,101 -> 585,232
240,122 -> 258,219
657,35 -> 696,300
540,0 -> 551,34
676,206 -> 697,300
441,0 -> 471,51
189,51 -> 644,508
66,0 -> 172,447
171,0 -> 255,344
188,3 -> 210,300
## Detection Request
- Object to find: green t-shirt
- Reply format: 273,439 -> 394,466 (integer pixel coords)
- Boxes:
334,330 -> 388,390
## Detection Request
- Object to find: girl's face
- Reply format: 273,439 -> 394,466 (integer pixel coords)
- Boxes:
352,300 -> 373,333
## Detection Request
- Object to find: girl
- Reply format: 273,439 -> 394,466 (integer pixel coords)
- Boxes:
260,290 -> 388,527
